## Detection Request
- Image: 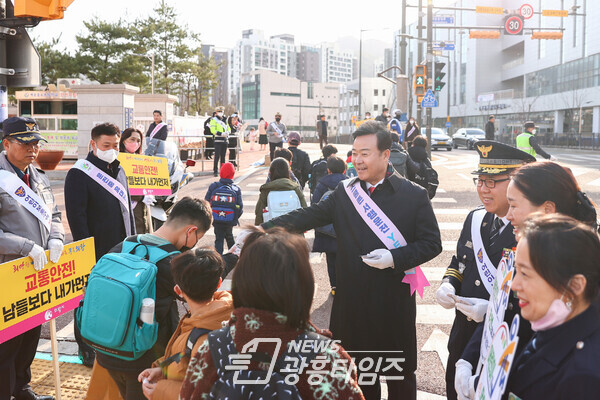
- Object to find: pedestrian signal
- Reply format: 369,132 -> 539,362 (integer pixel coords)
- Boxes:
414,65 -> 427,97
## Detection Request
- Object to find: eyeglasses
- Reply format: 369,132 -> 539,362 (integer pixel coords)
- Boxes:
473,177 -> 510,189
8,139 -> 40,149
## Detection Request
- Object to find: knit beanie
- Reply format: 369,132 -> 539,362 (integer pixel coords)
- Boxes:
220,162 -> 235,179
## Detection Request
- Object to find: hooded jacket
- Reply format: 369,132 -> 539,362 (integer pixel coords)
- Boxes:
151,291 -> 234,400
255,178 -> 307,225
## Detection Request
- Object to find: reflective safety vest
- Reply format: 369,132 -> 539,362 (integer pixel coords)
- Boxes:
516,132 -> 536,157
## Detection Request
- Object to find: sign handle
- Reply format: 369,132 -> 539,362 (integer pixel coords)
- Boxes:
49,319 -> 62,400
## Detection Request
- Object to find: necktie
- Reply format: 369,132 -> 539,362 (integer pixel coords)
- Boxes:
489,217 -> 504,248
22,173 -> 30,187
368,186 -> 376,196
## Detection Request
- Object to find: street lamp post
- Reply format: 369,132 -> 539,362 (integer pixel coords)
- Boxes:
132,53 -> 155,94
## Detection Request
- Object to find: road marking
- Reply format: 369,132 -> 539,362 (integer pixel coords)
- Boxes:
432,198 -> 457,203
421,328 -> 450,371
438,222 -> 463,230
588,177 -> 600,187
310,253 -> 323,264
437,188 -> 446,193
247,182 -> 262,187
446,163 -> 476,170
434,208 -> 469,215
421,267 -> 446,281
417,391 -> 446,400
443,241 -> 457,251
569,167 -> 595,177
432,158 -> 476,167
416,305 -> 455,325
458,173 -> 473,182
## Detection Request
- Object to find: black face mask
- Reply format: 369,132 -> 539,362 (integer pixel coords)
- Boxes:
275,118 -> 281,122
179,229 -> 196,253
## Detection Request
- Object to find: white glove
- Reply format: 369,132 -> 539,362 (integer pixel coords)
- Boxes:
455,296 -> 489,322
29,244 -> 48,271
455,359 -> 474,400
361,249 -> 394,269
142,195 -> 156,206
550,155 -> 557,161
48,239 -> 64,264
436,282 -> 456,309
229,229 -> 253,257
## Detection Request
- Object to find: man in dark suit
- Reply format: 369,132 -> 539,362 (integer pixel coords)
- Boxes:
485,115 -> 495,140
436,141 -> 535,400
263,120 -> 442,400
64,122 -> 136,367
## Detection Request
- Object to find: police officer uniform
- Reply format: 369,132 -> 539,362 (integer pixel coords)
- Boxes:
516,121 -> 552,160
441,141 -> 535,400
0,117 -> 64,400
503,306 -> 600,400
210,106 -> 229,176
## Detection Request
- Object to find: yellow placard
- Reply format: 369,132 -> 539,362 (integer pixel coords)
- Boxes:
0,238 -> 96,343
117,153 -> 172,196
476,6 -> 504,14
542,9 -> 568,17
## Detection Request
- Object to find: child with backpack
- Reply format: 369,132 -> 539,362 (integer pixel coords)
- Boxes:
78,198 -> 234,400
204,162 -> 243,254
312,156 -> 347,296
180,227 -> 365,400
407,135 -> 439,199
255,157 -> 307,224
308,144 -> 338,197
137,248 -> 234,399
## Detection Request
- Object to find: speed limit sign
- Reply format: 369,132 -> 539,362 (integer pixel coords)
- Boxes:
520,4 -> 534,19
505,15 -> 524,35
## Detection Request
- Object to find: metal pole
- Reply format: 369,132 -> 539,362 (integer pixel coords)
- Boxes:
401,0 -> 407,74
417,0 -> 423,125
299,80 -> 302,136
358,30 -> 363,118
426,0 -> 433,158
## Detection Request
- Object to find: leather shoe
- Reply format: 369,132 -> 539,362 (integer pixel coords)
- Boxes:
15,387 -> 54,400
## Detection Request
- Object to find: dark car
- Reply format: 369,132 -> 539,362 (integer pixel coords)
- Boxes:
452,128 -> 486,150
423,128 -> 453,151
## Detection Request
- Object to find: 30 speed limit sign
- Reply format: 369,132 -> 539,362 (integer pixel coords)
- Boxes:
520,4 -> 534,19
505,15 -> 524,35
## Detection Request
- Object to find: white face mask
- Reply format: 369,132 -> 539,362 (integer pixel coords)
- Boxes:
217,112 -> 223,118
96,148 -> 119,164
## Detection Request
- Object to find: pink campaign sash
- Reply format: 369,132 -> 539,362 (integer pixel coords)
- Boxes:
73,160 -> 130,209
344,179 -> 430,297
149,122 -> 167,139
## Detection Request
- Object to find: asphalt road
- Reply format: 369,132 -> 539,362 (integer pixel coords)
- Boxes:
37,143 -> 600,399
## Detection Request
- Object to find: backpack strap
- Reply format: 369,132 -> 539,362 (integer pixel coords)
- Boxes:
158,327 -> 212,372
121,235 -> 180,264
207,326 -> 238,374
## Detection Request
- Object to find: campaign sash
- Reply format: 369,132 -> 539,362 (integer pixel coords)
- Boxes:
470,209 -> 497,295
0,170 -> 52,231
73,160 -> 129,209
406,125 -> 416,139
149,122 -> 167,139
344,179 -> 430,297
270,122 -> 283,136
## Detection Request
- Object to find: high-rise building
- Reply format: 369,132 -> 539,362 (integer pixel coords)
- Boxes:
297,45 -> 321,82
229,30 -> 297,107
212,50 -> 229,108
319,43 -> 355,83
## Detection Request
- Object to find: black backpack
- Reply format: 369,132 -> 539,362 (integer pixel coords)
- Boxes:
309,159 -> 328,195
413,160 -> 438,199
159,327 -> 211,369
206,326 -> 327,399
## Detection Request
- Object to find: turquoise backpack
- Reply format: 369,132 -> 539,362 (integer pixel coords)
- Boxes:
76,236 -> 179,360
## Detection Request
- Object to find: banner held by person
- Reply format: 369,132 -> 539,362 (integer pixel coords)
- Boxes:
117,152 -> 171,196
0,238 -> 96,344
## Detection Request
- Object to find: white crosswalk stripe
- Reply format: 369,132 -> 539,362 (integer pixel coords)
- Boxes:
431,197 -> 457,203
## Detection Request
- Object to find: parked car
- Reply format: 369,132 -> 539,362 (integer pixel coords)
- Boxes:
452,128 -> 486,150
423,128 -> 453,151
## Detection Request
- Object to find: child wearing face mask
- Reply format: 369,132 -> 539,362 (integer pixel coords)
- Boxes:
95,197 -> 239,399
120,128 -> 153,234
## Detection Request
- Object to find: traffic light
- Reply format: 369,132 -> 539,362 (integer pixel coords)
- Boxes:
469,30 -> 501,39
14,0 -> 74,20
434,62 -> 446,91
531,32 -> 563,40
414,65 -> 427,97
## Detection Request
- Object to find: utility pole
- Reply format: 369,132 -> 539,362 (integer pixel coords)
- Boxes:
401,0 -> 407,74
417,0 -> 423,125
358,30 -> 363,119
426,0 -> 433,158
